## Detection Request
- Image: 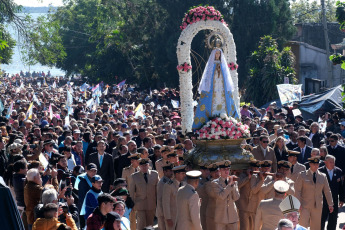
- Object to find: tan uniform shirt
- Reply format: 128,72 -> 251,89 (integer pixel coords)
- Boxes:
288,162 -> 306,182
156,176 -> 171,217
250,174 -> 265,211
254,197 -> 285,230
211,177 -> 240,224
236,173 -> 255,213
260,176 -> 295,199
122,165 -> 139,185
129,170 -> 159,211
251,146 -> 277,172
295,169 -> 334,209
205,179 -> 217,222
176,184 -> 202,230
196,177 -> 209,220
155,159 -> 164,179
162,179 -> 185,228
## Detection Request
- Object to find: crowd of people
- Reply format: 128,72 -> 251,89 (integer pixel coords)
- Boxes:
0,73 -> 345,230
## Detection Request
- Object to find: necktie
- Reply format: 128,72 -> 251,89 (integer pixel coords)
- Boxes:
144,173 -> 148,183
329,171 -> 333,181
135,168 -> 138,172
301,148 -> 304,160
179,182 -> 182,187
313,172 -> 316,184
225,179 -> 228,186
291,164 -> 294,173
100,155 -> 103,167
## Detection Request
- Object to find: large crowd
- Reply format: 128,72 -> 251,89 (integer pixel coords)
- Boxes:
0,73 -> 345,230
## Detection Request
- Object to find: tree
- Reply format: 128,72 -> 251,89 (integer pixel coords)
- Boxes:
230,0 -> 296,88
290,0 -> 337,24
243,36 -> 297,106
0,24 -> 16,64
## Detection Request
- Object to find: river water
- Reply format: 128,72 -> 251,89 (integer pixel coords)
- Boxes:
1,13 -> 65,76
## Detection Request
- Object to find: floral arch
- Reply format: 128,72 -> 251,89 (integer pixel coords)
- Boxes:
177,6 -> 239,133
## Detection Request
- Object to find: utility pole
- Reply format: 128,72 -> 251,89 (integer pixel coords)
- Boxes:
321,0 -> 333,88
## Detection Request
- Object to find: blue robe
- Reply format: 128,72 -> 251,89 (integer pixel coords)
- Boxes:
80,188 -> 103,219
193,63 -> 239,130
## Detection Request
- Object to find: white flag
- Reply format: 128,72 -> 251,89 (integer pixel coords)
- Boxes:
49,104 -> 53,120
171,99 -> 180,108
65,114 -> 70,127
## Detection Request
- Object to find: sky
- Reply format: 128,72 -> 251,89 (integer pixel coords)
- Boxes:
14,0 -> 64,7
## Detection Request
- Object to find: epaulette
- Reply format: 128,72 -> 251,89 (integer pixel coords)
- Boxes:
167,180 -> 173,185
191,188 -> 196,193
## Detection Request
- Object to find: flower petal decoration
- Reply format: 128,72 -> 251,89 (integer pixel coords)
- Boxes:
177,62 -> 192,72
228,62 -> 238,70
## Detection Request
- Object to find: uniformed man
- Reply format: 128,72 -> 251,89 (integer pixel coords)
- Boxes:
155,146 -> 171,178
254,160 -> 273,201
294,156 -> 334,230
176,170 -> 202,230
254,181 -> 288,230
211,160 -> 240,230
196,163 -> 210,230
279,195 -> 307,230
156,160 -> 174,230
121,153 -> 140,230
205,163 -> 220,230
129,158 -> 159,230
237,160 -> 261,230
122,153 -> 140,185
162,165 -> 187,230
261,160 -> 295,199
287,150 -> 306,182
166,151 -> 179,166
174,143 -> 184,157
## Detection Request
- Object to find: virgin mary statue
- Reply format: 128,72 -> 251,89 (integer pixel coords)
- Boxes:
192,45 -> 240,130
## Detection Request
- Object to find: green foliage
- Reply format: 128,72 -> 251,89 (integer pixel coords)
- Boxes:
0,24 -> 16,64
291,0 -> 337,23
230,0 -> 296,88
244,36 -> 297,106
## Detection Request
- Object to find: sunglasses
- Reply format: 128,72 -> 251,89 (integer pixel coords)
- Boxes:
262,141 -> 269,143
329,140 -> 336,142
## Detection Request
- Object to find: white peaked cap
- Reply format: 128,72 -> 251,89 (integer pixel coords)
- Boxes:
186,170 -> 202,179
279,195 -> 301,214
274,181 -> 289,193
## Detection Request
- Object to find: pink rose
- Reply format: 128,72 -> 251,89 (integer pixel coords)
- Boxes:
196,17 -> 200,21
210,17 -> 214,21
202,15 -> 206,20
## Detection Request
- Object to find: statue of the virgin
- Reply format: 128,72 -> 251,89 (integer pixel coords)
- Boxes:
192,37 -> 240,129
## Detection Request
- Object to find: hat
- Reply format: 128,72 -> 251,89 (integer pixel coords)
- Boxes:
172,165 -> 187,173
249,160 -> 260,168
279,195 -> 301,214
121,124 -> 128,129
113,188 -> 129,196
298,126 -> 306,131
207,163 -> 219,171
295,115 -> 303,120
199,163 -> 208,170
186,170 -> 202,179
274,181 -> 289,193
161,146 -> 172,154
107,212 -> 122,222
102,126 -> 109,131
162,161 -> 174,170
91,175 -> 104,183
260,160 -> 272,167
287,150 -> 300,157
174,143 -> 184,150
40,120 -> 49,128
217,160 -> 231,168
87,163 -> 97,171
139,128 -> 146,133
43,140 -> 54,146
128,153 -> 140,160
95,132 -> 103,136
308,156 -> 321,164
73,129 -> 81,134
139,158 -> 150,165
167,152 -> 178,158
277,129 -> 284,134
153,144 -> 162,150
339,121 -> 345,126
273,125 -> 281,130
277,160 -> 292,169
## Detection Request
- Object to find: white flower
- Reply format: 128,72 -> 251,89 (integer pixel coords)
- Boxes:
220,113 -> 228,119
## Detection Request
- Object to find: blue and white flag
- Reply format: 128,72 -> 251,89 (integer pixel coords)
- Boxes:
277,84 -> 302,105
86,98 -> 94,108
0,100 -> 4,114
66,90 -> 73,107
171,99 -> 180,109
33,94 -> 41,106
6,101 -> 13,119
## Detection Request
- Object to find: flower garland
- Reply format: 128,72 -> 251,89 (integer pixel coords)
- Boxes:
177,62 -> 192,72
197,113 -> 250,140
228,62 -> 238,70
180,6 -> 227,31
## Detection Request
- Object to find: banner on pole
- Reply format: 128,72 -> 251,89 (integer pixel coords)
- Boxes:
277,84 -> 302,105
